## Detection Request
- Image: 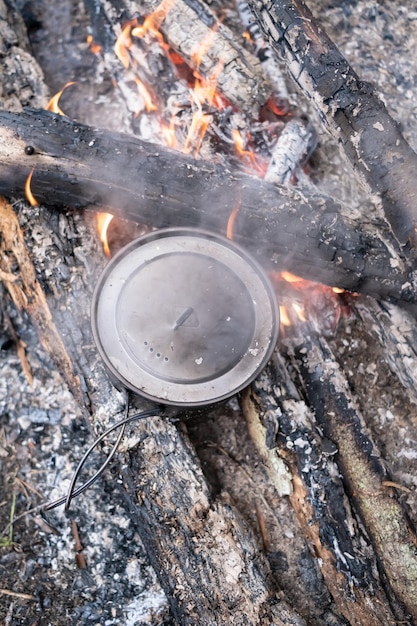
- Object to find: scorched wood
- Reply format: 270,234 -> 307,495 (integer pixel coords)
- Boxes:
249,0 -> 417,244
119,413 -> 308,626
287,333 -> 417,620
0,107 -> 416,304
243,355 -> 413,625
84,0 -> 271,117
0,1 -> 307,621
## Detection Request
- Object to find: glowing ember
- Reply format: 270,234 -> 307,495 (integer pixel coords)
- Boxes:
25,169 -> 39,207
96,213 -> 114,257
46,82 -> 76,116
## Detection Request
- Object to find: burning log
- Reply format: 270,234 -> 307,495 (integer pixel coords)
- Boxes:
249,0 -> 417,244
84,0 -> 271,117
0,108 -> 416,304
0,193 -> 309,624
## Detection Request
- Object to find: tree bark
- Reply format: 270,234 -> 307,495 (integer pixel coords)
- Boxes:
0,107 -> 416,303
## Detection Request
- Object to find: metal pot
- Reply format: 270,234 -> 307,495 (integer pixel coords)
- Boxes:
92,228 -> 279,407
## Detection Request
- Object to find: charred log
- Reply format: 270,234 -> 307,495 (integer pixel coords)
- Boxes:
3,1 -> 417,624
286,332 -> 417,620
249,0 -> 417,244
242,356 -> 414,625
0,198 -> 86,406
83,0 -> 271,117
0,108 -> 416,304
119,413 -> 307,626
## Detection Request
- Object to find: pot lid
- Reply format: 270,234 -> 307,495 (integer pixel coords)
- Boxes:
92,228 -> 279,407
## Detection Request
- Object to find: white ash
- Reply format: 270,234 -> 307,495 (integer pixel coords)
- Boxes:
0,299 -> 170,625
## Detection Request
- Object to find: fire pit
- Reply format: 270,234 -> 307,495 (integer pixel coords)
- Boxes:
2,0 -> 417,625
92,228 -> 279,406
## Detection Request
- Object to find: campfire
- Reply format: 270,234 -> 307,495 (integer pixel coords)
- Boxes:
1,0 -> 417,624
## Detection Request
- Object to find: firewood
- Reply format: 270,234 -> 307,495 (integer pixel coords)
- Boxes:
0,198 -> 85,405
0,4 -> 305,611
236,0 -> 289,111
287,333 -> 417,620
249,0 -> 417,244
243,313 -> 417,623
355,298 -> 417,406
119,413 -> 307,625
0,108 -> 416,304
83,0 -> 271,117
264,119 -> 316,185
242,356 -> 411,625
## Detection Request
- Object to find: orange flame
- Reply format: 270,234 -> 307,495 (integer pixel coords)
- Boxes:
46,82 -> 76,116
184,111 -> 211,155
292,302 -> 307,322
226,201 -> 241,240
232,129 -> 256,164
190,24 -> 219,70
160,118 -> 180,149
114,19 -> 137,68
25,169 -> 39,207
232,129 -> 266,175
87,34 -> 102,54
182,63 -> 223,153
192,63 -> 223,109
96,213 -> 114,257
131,0 -> 175,42
280,271 -> 304,284
279,305 -> 291,327
134,77 -> 157,112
